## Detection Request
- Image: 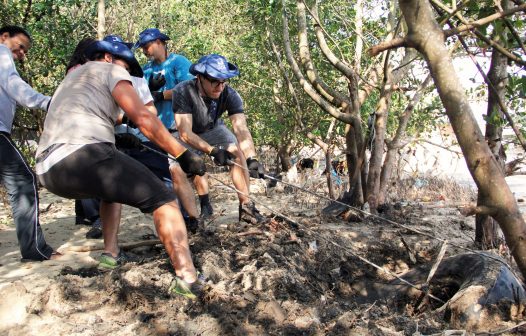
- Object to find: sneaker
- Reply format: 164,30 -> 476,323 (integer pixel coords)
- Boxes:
86,218 -> 102,239
169,273 -> 205,299
98,250 -> 130,270
86,227 -> 102,239
200,202 -> 214,219
185,217 -> 200,234
75,217 -> 92,226
239,201 -> 268,225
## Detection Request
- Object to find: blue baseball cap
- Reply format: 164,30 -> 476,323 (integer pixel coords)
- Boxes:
103,34 -> 133,49
189,54 -> 239,80
86,40 -> 143,77
134,28 -> 170,49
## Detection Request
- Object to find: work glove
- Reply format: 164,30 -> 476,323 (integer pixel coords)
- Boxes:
247,157 -> 265,179
120,114 -> 137,128
209,146 -> 236,166
115,133 -> 142,149
176,150 -> 206,176
148,73 -> 166,91
151,91 -> 164,103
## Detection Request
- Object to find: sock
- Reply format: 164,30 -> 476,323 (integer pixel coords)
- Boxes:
199,194 -> 210,207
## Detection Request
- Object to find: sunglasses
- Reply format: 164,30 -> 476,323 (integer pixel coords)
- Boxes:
203,76 -> 227,88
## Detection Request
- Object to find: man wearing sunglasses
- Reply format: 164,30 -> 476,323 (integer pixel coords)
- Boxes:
173,54 -> 267,226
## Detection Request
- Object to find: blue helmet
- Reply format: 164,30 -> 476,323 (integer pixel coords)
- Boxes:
103,34 -> 133,49
134,28 -> 170,49
86,40 -> 143,77
189,54 -> 239,80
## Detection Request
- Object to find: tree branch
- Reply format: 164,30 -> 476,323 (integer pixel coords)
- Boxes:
296,0 -> 350,108
281,0 -> 356,124
369,3 -> 526,59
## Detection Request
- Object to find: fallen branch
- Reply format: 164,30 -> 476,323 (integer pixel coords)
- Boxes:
458,204 -> 499,217
65,239 -> 162,252
236,229 -> 265,237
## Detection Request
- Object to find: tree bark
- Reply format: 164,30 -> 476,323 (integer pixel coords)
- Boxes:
378,75 -> 432,205
399,0 -> 526,280
475,33 -> 509,249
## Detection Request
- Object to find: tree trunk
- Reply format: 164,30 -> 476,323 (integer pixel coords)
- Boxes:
277,144 -> 293,172
378,75 -> 432,205
97,0 -> 105,40
475,40 -> 508,249
399,0 -> 526,280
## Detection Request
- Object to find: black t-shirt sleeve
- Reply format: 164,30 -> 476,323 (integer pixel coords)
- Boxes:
172,83 -> 193,114
226,87 -> 244,116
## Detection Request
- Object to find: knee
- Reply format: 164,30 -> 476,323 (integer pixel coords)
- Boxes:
228,145 -> 245,162
169,164 -> 184,179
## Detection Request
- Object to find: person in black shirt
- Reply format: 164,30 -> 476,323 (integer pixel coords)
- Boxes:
172,54 -> 267,225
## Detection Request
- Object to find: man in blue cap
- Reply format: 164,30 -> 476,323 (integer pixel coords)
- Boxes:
173,54 -> 267,226
36,39 -> 206,298
0,25 -> 61,261
135,28 -> 214,219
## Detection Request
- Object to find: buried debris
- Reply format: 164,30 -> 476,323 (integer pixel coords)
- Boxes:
383,252 -> 526,332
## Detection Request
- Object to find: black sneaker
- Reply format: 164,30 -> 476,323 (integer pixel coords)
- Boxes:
185,217 -> 200,234
239,201 -> 268,225
75,217 -> 92,226
200,202 -> 214,219
86,227 -> 102,239
86,218 -> 102,239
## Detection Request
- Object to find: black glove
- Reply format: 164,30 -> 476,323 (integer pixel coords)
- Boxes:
149,73 -> 166,91
247,157 -> 265,179
209,146 -> 236,166
120,114 -> 137,128
152,91 -> 164,103
115,133 -> 142,149
176,150 -> 206,176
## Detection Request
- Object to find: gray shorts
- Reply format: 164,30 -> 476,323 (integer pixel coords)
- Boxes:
170,123 -> 237,164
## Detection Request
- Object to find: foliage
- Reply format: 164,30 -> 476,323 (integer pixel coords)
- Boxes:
1,0 -> 523,169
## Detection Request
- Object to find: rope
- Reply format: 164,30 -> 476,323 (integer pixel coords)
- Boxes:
138,143 -> 520,302
227,160 -> 515,270
139,144 -> 446,302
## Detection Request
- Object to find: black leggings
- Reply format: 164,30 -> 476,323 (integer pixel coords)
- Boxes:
38,143 -> 176,213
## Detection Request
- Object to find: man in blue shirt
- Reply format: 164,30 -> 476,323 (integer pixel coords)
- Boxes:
0,25 -> 60,261
135,28 -> 214,219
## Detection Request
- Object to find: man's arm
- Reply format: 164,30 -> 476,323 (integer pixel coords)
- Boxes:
113,80 -> 187,157
230,113 -> 257,158
117,102 -> 156,124
176,113 -> 214,154
0,50 -> 50,110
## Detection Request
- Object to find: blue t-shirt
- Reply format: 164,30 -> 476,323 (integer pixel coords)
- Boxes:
143,53 -> 194,129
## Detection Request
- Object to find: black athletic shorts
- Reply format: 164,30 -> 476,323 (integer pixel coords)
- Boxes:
38,143 -> 176,213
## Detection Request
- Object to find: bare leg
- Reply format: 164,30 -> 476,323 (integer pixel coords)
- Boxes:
100,201 -> 122,257
193,174 -> 209,196
153,201 -> 197,282
228,144 -> 250,204
169,164 -> 199,218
